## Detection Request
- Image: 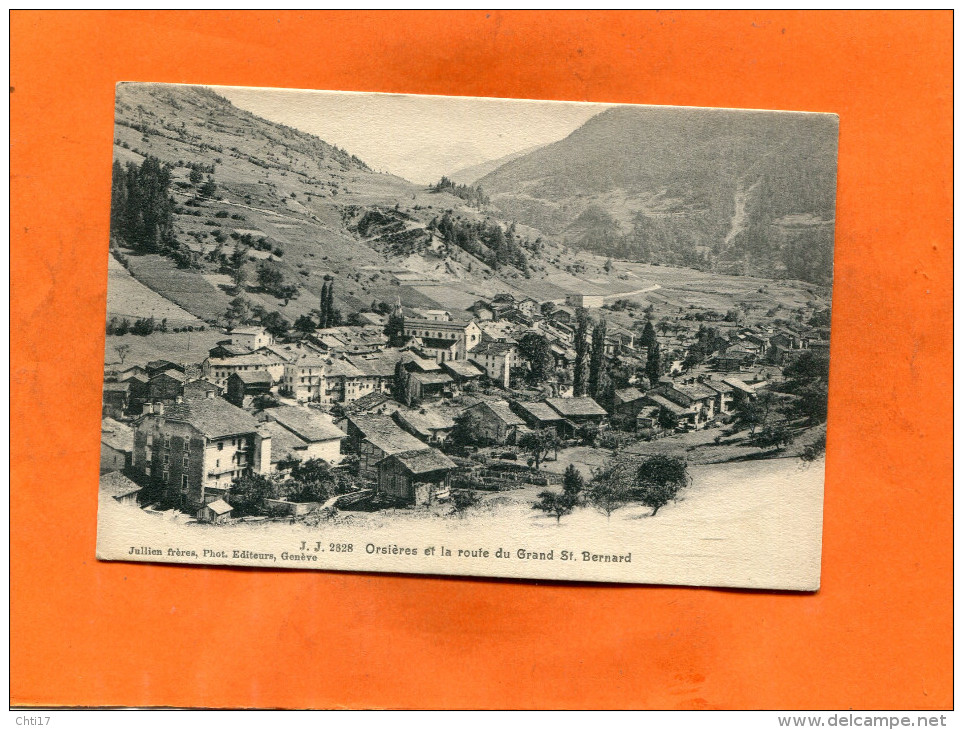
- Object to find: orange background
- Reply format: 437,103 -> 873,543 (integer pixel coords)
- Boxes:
10,11 -> 952,709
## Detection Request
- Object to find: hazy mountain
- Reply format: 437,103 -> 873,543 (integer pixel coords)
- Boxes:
476,105 -> 839,284
447,144 -> 548,186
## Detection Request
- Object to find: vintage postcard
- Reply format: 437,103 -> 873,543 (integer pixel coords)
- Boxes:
97,83 -> 836,589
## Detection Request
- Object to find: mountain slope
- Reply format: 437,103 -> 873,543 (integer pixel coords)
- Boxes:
447,143 -> 547,186
476,105 -> 838,285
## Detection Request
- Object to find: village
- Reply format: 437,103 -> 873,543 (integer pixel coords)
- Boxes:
100,284 -> 830,526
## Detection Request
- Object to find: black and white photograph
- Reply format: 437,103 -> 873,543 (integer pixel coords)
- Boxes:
97,82 -> 837,589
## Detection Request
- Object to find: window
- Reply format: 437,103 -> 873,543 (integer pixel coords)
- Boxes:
164,436 -> 171,449
163,470 -> 169,483
217,441 -> 223,451
182,475 -> 189,491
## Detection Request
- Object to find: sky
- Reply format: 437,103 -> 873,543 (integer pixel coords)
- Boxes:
213,85 -> 613,185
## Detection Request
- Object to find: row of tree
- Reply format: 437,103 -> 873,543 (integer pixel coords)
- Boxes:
430,213 -> 530,274
429,177 -> 490,208
533,455 -> 690,523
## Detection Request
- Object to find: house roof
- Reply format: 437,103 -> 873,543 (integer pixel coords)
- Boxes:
263,406 -> 346,443
347,349 -> 404,377
324,359 -> 365,379
207,353 -> 276,368
231,326 -> 267,336
472,341 -> 516,357
151,370 -> 186,384
212,343 -> 253,357
722,377 -> 757,394
410,371 -> 453,386
420,336 -> 459,350
184,379 -> 221,396
671,383 -> 718,401
147,359 -> 183,373
103,381 -> 130,393
512,400 -> 565,424
644,393 -> 690,415
614,387 -> 646,404
347,391 -> 396,414
258,420 -> 308,463
348,414 -> 428,455
231,370 -> 273,385
204,499 -> 233,515
384,448 -> 457,475
702,380 -> 735,394
101,417 -> 134,453
157,395 -> 260,439
99,471 -> 142,499
396,407 -> 456,435
406,318 -> 477,332
545,397 -> 608,418
400,351 -> 441,372
475,399 -> 526,426
441,360 -> 484,379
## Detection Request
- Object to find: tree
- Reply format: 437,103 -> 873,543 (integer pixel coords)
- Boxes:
517,332 -> 554,384
324,278 -> 335,328
541,301 -> 556,317
518,428 -> 557,471
229,244 -> 249,292
451,489 -> 480,517
227,473 -> 278,516
603,257 -> 613,273
634,455 -> 690,516
257,261 -> 285,294
562,464 -> 585,500
751,423 -> 795,452
224,296 -> 254,328
188,166 -> 203,185
318,281 -> 330,328
294,315 -> 316,336
588,318 -> 609,398
116,343 -> 131,365
586,457 -> 635,519
394,360 -> 412,407
260,311 -> 289,339
532,490 -> 576,524
640,320 -> 657,351
645,342 -> 662,386
573,308 -> 590,396
251,393 -> 281,411
199,175 -> 217,199
801,432 -> 827,463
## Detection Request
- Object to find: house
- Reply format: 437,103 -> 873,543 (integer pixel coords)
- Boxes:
516,297 -> 540,318
544,397 -> 609,433
147,370 -> 187,404
203,352 -> 277,389
101,417 -> 134,474
548,305 -> 576,325
470,341 -> 519,388
635,405 -> 664,439
256,420 -> 309,473
411,308 -> 453,322
322,358 -> 367,403
402,319 -> 482,360
146,360 -> 184,378
415,336 -> 460,364
441,359 -> 485,385
197,498 -> 233,524
611,387 -> 648,428
460,399 -> 526,445
281,353 -> 328,402
467,300 -> 495,321
116,364 -> 148,381
565,294 -> 604,308
117,371 -> 149,407
510,400 -> 567,435
229,326 -> 273,351
99,470 -> 142,506
184,378 -> 221,401
209,341 -> 254,359
260,406 -> 346,464
377,448 -> 456,506
394,406 -> 457,445
132,394 -> 272,511
642,393 -> 691,429
408,371 -> 453,401
226,371 -> 273,408
649,381 -> 718,428
341,391 -> 398,419
344,414 -> 431,480
347,349 -> 404,397
102,381 -> 130,419
702,379 -> 736,415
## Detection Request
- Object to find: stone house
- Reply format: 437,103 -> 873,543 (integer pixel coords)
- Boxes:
377,449 -> 456,506
460,399 -> 525,445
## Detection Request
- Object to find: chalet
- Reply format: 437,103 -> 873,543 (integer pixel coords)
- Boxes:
516,297 -> 540,318
702,379 -> 736,415
408,371 -> 453,401
132,394 -> 272,511
102,381 -> 130,419
544,397 -> 609,434
634,405 -> 664,439
101,417 -> 134,474
466,300 -> 495,321
460,399 -> 525,445
548,305 -> 577,325
226,371 -> 273,408
394,406 -> 457,445
116,364 -> 148,381
344,414 -> 430,480
611,387 -> 648,427
377,448 -> 456,506
256,420 -> 309,473
197,498 -> 233,524
148,370 -> 187,404
402,319 -> 482,360
642,393 -> 691,429
510,400 -> 567,435
146,360 -> 184,378
99,470 -> 142,506
260,406 -> 346,464
650,381 -> 718,429
441,359 -> 485,385
229,326 -> 273,351
470,341 -> 519,388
